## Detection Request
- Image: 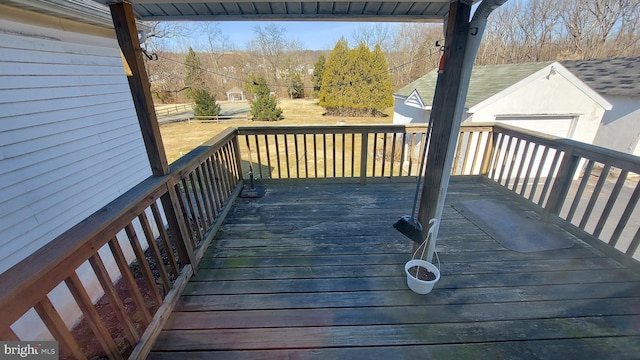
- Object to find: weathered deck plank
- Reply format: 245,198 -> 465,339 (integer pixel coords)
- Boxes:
149,179 -> 640,359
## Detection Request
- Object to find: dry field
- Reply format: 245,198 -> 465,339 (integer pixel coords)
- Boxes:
160,98 -> 392,163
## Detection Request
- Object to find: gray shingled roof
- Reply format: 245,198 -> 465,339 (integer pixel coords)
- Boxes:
560,57 -> 640,97
395,62 -> 553,108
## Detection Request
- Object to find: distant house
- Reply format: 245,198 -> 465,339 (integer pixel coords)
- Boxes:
0,0 -> 152,339
562,57 -> 640,157
393,61 -> 612,145
226,86 -> 246,102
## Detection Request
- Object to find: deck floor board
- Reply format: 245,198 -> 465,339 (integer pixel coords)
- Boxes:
149,179 -> 640,359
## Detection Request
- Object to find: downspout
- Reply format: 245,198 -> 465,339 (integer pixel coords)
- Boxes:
424,0 -> 508,261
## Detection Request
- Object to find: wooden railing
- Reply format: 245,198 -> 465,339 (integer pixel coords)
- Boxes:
237,125 -> 431,183
476,123 -> 640,261
0,128 -> 242,360
1,123 -> 638,360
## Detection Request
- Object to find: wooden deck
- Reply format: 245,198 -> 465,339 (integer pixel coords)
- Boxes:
148,178 -> 640,359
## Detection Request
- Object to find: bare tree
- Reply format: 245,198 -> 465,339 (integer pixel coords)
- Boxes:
350,23 -> 393,50
388,23 -> 442,87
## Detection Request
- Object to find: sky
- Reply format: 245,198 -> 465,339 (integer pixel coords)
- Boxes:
156,21 -> 415,51
217,21 -> 383,50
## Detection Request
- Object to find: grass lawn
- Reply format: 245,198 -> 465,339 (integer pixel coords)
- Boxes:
160,98 -> 393,164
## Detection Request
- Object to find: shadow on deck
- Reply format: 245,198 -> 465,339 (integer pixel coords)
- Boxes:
148,178 -> 640,359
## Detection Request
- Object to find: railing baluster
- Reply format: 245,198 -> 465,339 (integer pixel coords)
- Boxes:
34,297 -> 87,360
125,224 -> 163,307
540,150 -> 564,210
313,134 -> 318,178
372,133 -> 378,177
625,227 -> 640,256
323,134 -> 327,178
150,202 -> 179,276
214,151 -> 230,196
452,131 -> 465,175
593,169 -> 627,238
108,237 -> 150,326
253,135 -> 262,179
610,180 -> 640,247
461,131 -> 474,175
181,178 -> 202,242
566,160 -> 595,222
505,138 -> 522,188
65,273 -> 123,360
188,172 -> 207,229
529,145 -> 549,202
264,134 -> 272,179
521,143 -> 540,198
194,168 -> 212,228
303,134 -> 309,177
198,164 -> 216,223
497,136 -> 514,185
545,147 -> 579,218
408,133 -> 417,175
340,133 -> 347,177
512,140 -> 530,192
274,135 -> 282,178
333,133 -> 337,177
381,133 -> 388,176
360,131 -> 369,184
469,131 -> 483,175
490,133 -> 505,180
138,212 -> 172,294
580,165 -> 612,229
244,135 -> 254,176
223,145 -> 236,192
205,158 -> 222,214
390,133 -> 397,177
88,253 -> 139,345
399,132 -> 407,176
284,134 -> 291,178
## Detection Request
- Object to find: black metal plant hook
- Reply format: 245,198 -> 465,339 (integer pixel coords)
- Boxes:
141,48 -> 158,61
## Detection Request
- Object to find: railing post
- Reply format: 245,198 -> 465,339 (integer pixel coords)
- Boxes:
544,146 -> 580,221
359,130 -> 369,185
480,127 -> 497,175
163,184 -> 199,273
233,130 -> 244,181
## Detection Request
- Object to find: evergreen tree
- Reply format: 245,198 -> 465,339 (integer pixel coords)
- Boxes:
320,40 -> 393,117
288,73 -> 304,99
192,87 -> 221,117
319,39 -> 350,114
250,76 -> 283,121
312,55 -> 325,97
184,47 -> 204,98
370,44 -> 394,112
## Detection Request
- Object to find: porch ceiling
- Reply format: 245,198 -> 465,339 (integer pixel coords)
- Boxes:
90,0 -> 454,22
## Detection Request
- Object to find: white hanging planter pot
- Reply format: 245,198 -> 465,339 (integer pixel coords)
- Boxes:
405,259 -> 440,294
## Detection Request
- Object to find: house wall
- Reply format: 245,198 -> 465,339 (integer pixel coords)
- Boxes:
592,96 -> 640,155
469,71 -> 605,145
0,7 -> 153,339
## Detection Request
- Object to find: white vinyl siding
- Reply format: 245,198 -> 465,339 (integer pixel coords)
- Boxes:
0,21 -> 152,274
494,115 -> 577,139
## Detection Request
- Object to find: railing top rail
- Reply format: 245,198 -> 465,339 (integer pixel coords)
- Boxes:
236,124 -> 429,135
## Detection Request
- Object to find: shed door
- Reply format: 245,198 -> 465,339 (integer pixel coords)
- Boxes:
495,115 -> 577,138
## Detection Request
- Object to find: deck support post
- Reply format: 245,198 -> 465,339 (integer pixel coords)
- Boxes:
110,2 -> 195,269
110,1 -> 169,176
415,1 -> 471,260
